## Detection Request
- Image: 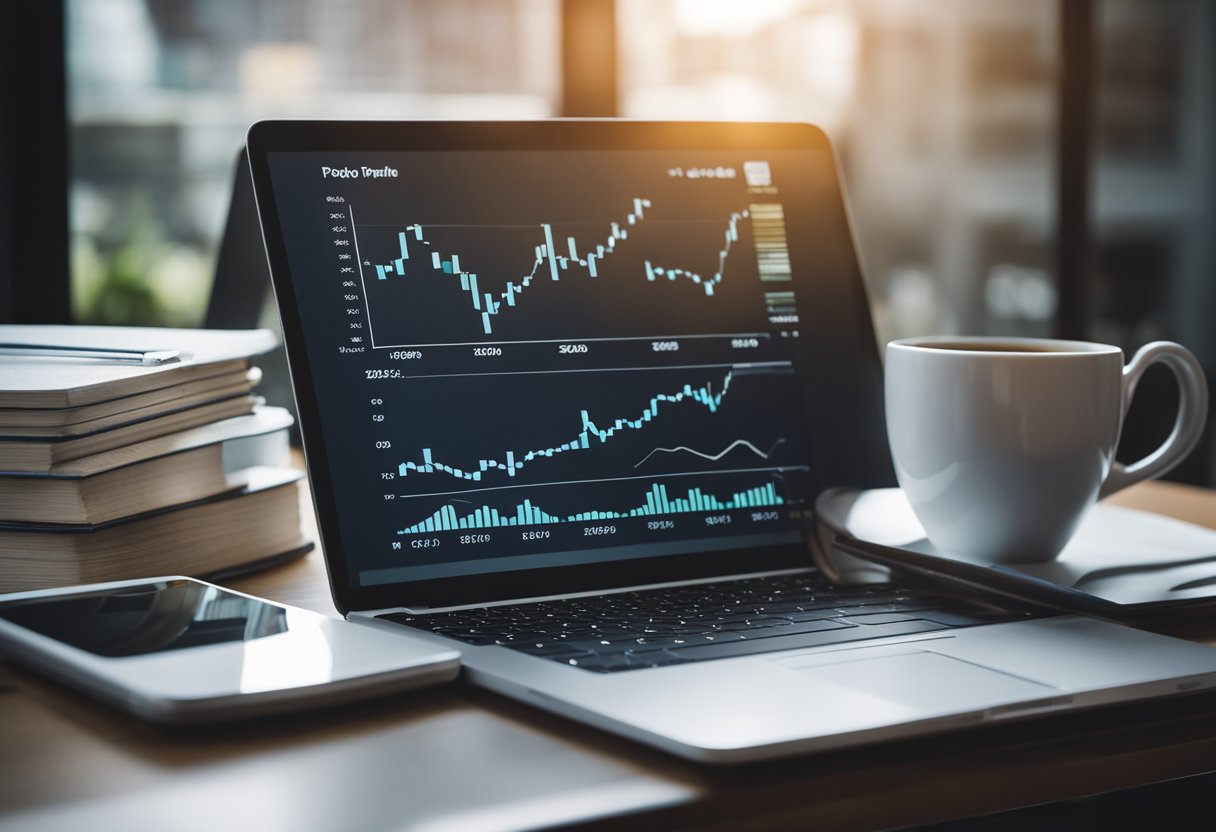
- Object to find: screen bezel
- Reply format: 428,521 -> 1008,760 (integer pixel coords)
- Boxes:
245,119 -> 894,615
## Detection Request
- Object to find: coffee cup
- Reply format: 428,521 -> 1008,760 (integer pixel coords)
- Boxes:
885,336 -> 1209,563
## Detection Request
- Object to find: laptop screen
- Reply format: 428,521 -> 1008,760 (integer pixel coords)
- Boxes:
248,122 -> 891,612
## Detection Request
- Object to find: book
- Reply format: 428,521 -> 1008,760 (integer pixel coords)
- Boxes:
0,325 -> 276,408
0,407 -> 293,524
0,394 -> 259,473
0,366 -> 260,429
0,327 -> 310,593
0,466 -> 312,592
0,370 -> 260,437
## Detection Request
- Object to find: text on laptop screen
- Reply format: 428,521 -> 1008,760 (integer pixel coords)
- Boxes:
267,149 -> 827,588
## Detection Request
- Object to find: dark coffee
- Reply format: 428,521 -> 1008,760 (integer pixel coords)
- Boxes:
918,341 -> 1072,353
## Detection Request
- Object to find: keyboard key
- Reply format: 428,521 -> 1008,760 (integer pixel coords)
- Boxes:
568,654 -> 663,672
665,620 -> 949,662
514,643 -> 594,659
735,618 -> 855,639
917,609 -> 1026,627
633,632 -> 750,650
839,612 -> 921,625
781,611 -> 838,623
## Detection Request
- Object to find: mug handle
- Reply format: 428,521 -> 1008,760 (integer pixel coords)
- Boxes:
1099,341 -> 1209,499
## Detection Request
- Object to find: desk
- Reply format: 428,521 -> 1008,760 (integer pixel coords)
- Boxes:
2,478 -> 1215,831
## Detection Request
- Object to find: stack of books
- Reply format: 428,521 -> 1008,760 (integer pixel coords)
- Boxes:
0,325 -> 312,591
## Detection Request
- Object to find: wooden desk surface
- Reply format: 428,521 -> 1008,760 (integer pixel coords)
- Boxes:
3,477 -> 1216,831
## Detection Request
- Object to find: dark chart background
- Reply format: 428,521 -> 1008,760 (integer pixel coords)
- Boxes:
268,149 -> 827,587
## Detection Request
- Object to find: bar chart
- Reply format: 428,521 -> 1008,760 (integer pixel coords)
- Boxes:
397,480 -> 785,535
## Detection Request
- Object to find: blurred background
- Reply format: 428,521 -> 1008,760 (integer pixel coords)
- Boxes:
2,0 -> 1213,486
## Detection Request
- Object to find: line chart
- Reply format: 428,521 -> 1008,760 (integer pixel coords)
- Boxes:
632,438 -> 787,468
361,198 -> 750,335
396,371 -> 734,482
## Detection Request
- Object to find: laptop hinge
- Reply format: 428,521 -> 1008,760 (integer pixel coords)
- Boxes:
352,566 -> 813,618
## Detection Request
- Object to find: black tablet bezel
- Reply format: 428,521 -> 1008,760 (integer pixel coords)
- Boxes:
245,119 -> 893,615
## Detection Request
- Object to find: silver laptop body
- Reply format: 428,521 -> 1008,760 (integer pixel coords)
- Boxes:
247,119 -> 1216,763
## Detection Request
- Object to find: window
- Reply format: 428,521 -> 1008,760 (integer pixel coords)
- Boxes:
619,0 -> 1060,344
68,0 -> 560,325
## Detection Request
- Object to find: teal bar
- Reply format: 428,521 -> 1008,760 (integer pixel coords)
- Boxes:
398,231 -> 409,259
413,225 -> 423,240
394,258 -> 404,274
543,223 -> 559,280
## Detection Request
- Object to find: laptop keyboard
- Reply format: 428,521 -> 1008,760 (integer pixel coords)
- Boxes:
378,573 -> 1038,673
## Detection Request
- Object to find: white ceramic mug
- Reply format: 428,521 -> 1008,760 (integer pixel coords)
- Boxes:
885,337 -> 1209,563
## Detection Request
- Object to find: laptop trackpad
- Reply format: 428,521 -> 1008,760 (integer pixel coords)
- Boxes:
785,651 -> 1057,711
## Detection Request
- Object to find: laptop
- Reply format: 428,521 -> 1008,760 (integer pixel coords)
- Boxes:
245,119 -> 1216,763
